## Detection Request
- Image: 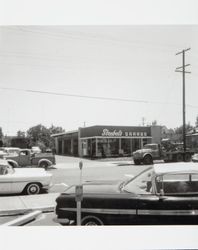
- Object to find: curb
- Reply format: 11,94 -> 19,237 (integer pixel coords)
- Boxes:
0,205 -> 55,216
1,210 -> 42,226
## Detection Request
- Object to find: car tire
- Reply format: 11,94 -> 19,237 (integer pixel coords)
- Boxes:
39,161 -> 49,170
81,216 -> 104,226
24,183 -> 41,195
134,159 -> 141,165
176,153 -> 183,162
143,155 -> 153,165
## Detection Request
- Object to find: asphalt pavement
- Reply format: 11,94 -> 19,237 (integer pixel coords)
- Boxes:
0,155 -> 144,225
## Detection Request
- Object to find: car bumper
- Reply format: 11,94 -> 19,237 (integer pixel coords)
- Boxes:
53,217 -> 72,225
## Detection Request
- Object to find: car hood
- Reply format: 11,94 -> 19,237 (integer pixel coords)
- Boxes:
134,148 -> 152,154
64,179 -> 123,194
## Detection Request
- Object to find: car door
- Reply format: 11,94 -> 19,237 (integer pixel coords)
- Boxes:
136,194 -> 196,225
137,173 -> 198,225
18,150 -> 31,166
151,145 -> 160,159
0,167 -> 12,194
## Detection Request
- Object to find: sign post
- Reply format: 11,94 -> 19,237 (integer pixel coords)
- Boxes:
76,161 -> 83,225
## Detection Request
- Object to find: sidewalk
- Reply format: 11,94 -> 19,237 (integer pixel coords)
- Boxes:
0,193 -> 59,216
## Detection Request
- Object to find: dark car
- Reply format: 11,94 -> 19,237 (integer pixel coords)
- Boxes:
55,163 -> 198,226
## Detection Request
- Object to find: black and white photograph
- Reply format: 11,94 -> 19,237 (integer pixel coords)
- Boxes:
1,1 -> 198,250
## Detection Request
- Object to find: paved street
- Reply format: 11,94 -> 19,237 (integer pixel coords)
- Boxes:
0,155 -> 148,225
48,155 -> 148,193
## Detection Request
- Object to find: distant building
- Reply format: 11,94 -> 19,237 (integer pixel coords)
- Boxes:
186,127 -> 198,151
52,125 -> 162,158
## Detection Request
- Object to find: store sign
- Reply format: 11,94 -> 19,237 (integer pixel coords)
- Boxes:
102,129 -> 122,137
101,129 -> 147,137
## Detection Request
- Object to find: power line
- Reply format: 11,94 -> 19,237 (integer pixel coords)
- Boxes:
1,26 -> 180,53
0,86 -> 198,108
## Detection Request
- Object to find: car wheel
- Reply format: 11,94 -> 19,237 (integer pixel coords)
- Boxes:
25,183 -> 41,195
176,153 -> 183,162
39,161 -> 48,170
134,159 -> 141,165
143,155 -> 153,165
81,216 -> 104,226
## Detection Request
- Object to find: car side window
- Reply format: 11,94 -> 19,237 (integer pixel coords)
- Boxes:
155,173 -> 198,195
0,166 -> 8,175
20,151 -> 28,156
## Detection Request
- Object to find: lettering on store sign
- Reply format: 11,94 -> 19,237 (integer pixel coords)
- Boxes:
101,129 -> 147,137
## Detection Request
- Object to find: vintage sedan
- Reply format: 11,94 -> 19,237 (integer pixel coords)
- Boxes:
0,159 -> 52,195
55,162 -> 198,225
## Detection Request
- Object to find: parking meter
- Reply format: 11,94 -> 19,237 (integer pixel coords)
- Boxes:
76,161 -> 83,225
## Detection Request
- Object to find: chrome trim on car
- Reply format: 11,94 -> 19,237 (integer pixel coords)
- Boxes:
138,209 -> 198,216
59,207 -> 137,215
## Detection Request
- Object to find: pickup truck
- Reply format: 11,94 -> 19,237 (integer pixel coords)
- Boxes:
133,143 -> 194,165
3,149 -> 56,169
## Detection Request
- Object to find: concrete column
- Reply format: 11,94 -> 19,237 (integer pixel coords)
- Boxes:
54,137 -> 58,154
71,138 -> 74,155
130,138 -> 133,155
140,138 -> 143,149
78,128 -> 82,157
119,138 -> 122,154
96,138 -> 98,157
62,139 -> 64,155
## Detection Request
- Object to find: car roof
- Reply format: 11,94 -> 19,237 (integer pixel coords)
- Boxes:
153,162 -> 198,175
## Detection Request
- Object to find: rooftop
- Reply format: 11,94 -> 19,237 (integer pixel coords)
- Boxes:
153,162 -> 198,175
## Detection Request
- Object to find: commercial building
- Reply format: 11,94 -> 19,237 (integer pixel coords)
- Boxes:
52,125 -> 162,158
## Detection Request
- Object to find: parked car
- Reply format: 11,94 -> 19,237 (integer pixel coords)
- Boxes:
31,146 -> 41,154
4,149 -> 56,169
0,159 -> 52,195
192,153 -> 198,162
55,162 -> 198,225
0,147 -> 20,158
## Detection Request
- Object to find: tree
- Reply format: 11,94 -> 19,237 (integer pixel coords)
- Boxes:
152,120 -> 157,126
26,124 -> 65,150
17,130 -> 26,137
0,127 -> 3,139
27,124 -> 51,149
174,122 -> 193,141
0,127 -> 3,147
195,115 -> 198,127
49,124 -> 65,135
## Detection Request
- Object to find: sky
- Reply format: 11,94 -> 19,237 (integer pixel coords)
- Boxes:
0,25 -> 198,135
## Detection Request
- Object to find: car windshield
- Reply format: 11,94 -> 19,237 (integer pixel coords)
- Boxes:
143,144 -> 157,150
122,167 -> 154,194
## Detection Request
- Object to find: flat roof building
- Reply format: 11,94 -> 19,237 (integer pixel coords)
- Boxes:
52,125 -> 162,159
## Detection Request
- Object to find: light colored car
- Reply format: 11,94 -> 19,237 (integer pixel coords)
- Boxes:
192,153 -> 198,162
31,146 -> 42,154
0,147 -> 20,158
0,159 -> 52,195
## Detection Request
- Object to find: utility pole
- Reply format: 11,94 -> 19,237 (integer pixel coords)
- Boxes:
175,48 -> 191,153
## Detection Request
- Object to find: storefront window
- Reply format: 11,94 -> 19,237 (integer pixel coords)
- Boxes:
121,139 -> 131,156
97,138 -> 108,157
132,138 -> 141,151
108,138 -> 119,157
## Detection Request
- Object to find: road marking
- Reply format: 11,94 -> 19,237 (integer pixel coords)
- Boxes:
125,174 -> 134,178
49,183 -> 68,189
